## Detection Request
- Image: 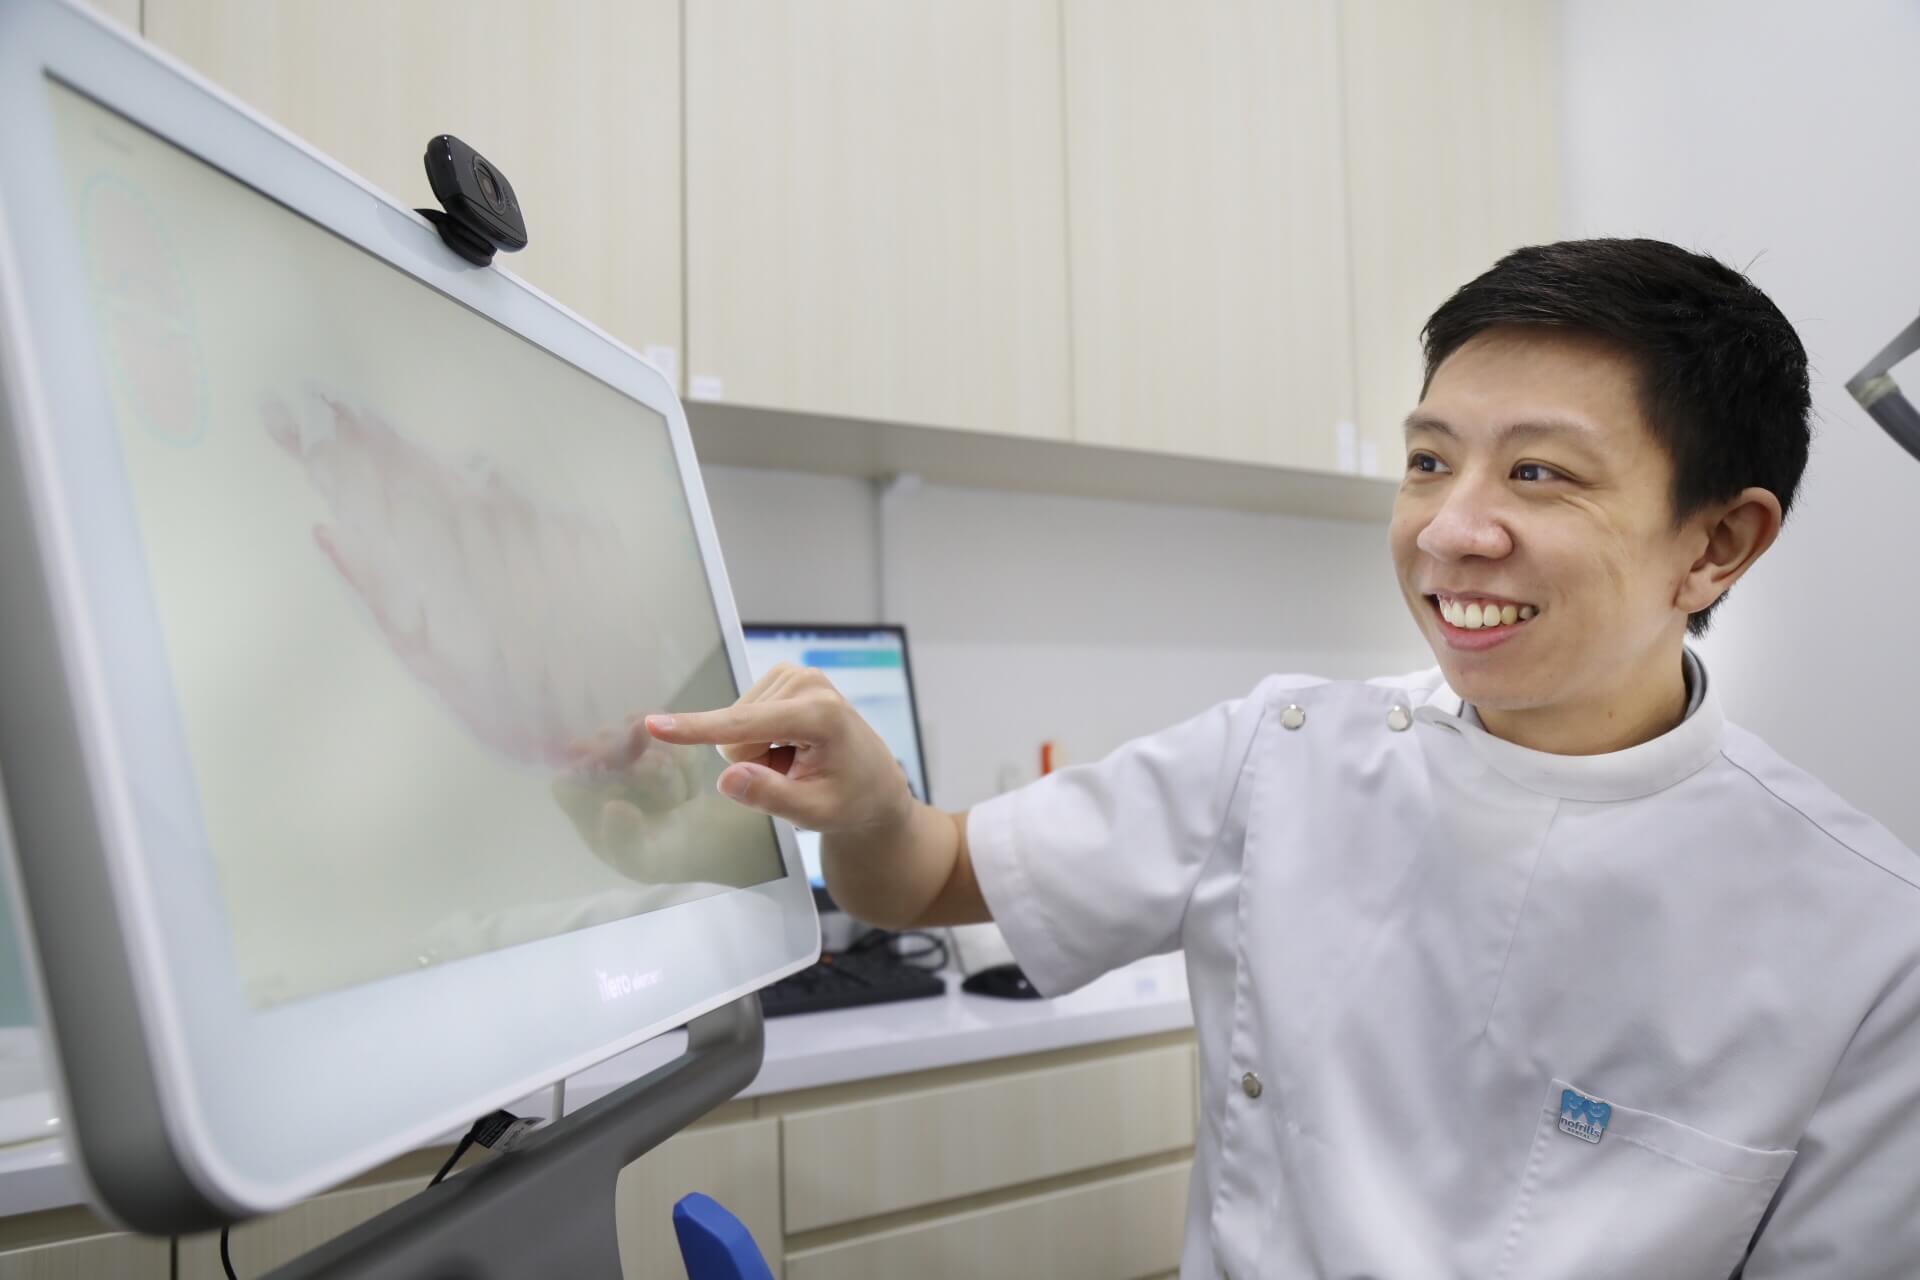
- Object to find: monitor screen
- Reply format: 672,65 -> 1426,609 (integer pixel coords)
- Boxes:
740,626 -> 931,892
43,78 -> 784,1009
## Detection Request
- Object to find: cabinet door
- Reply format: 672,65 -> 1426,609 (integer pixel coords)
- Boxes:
1340,0 -> 1560,473
0,1233 -> 167,1280
78,0 -> 136,31
1063,0 -> 1356,470
617,1117 -> 782,1280
178,1176 -> 426,1279
143,0 -> 683,380
685,0 -> 1072,439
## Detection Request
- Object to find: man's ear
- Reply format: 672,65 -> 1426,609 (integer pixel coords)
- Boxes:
1676,486 -> 1784,614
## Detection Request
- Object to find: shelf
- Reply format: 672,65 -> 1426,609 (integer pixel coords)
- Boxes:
685,402 -> 1399,523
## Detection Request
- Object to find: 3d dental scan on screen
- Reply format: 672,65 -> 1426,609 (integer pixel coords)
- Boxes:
0,0 -> 817,1272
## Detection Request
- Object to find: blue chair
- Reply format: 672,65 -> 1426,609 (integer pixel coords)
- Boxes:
672,1192 -> 775,1280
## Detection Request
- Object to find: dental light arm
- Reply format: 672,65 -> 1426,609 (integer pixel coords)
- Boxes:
1848,312 -> 1920,464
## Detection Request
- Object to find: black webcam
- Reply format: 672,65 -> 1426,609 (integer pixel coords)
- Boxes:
418,134 -> 528,267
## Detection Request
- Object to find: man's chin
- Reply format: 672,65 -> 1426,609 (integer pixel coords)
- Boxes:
1431,653 -> 1548,713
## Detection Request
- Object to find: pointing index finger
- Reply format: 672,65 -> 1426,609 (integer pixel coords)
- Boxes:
645,702 -> 821,748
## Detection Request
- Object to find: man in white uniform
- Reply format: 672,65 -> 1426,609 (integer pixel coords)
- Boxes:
643,239 -> 1920,1277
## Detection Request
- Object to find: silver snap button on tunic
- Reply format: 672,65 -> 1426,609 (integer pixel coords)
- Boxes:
1241,1071 -> 1264,1099
1280,705 -> 1306,730
1386,704 -> 1412,732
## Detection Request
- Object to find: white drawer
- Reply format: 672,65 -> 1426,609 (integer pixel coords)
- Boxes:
785,1158 -> 1191,1280
782,1041 -> 1194,1232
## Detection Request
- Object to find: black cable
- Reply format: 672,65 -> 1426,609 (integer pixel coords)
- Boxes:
216,1111 -> 515,1278
428,1130 -> 478,1187
429,1109 -> 537,1187
845,926 -> 948,971
215,1134 -> 466,1280
844,926 -> 890,954
891,929 -> 949,971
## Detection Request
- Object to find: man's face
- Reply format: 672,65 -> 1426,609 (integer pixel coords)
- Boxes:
1389,327 -> 1701,718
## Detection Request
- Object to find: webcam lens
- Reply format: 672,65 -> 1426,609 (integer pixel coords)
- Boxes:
474,159 -> 502,208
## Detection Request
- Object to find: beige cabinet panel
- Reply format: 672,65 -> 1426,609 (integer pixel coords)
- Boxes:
686,0 -> 1072,438
1064,0 -> 1355,469
1339,0 -> 1560,471
783,1041 -> 1195,1232
78,0 -> 137,30
0,1233 -> 167,1280
179,1175 -> 425,1279
143,0 -> 682,375
784,1158 -> 1191,1280
616,1117 -> 782,1280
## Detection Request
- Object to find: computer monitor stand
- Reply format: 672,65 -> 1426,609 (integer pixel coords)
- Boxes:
263,995 -> 765,1279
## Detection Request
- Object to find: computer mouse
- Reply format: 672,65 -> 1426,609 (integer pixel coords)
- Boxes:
960,962 -> 1042,1000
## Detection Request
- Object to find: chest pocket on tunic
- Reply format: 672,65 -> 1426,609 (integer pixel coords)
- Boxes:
1494,1078 -> 1796,1280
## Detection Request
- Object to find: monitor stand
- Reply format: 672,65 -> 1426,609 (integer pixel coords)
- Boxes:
263,995 -> 765,1279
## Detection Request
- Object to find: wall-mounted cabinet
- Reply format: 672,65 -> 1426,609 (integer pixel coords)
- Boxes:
685,0 -> 1073,440
1339,0 -> 1561,475
127,0 -> 1557,519
143,0 -> 684,381
1062,0 -> 1356,472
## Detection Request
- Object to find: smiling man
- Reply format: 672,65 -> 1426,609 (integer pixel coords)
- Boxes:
644,239 -> 1920,1278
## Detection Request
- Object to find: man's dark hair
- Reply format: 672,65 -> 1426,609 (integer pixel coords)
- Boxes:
1420,237 -> 1811,636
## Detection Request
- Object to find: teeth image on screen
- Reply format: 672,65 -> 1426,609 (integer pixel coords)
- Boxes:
260,389 -> 694,772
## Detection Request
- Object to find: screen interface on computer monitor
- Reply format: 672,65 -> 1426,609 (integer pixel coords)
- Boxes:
43,78 -> 784,1009
740,627 -> 929,890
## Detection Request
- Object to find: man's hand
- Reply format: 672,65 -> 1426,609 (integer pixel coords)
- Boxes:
641,663 -> 914,839
643,663 -> 988,929
550,717 -> 773,887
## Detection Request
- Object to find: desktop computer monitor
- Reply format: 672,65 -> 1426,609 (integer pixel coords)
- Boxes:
0,0 -> 817,1231
740,625 -> 931,910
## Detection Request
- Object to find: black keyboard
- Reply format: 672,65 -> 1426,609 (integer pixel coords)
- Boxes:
758,949 -> 946,1018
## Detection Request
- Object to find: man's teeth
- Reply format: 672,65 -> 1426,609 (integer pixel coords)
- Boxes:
1436,597 -> 1538,630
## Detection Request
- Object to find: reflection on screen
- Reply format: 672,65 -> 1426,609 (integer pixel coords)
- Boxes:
44,80 -> 782,1008
741,628 -> 930,890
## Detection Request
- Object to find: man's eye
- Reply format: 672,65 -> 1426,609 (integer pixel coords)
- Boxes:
1513,462 -> 1563,482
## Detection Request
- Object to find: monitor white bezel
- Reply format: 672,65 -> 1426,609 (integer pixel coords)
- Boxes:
0,0 -> 817,1218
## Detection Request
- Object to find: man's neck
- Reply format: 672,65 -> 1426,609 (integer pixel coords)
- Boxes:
1475,648 -> 1691,757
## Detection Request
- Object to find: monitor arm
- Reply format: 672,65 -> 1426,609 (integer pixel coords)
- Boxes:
1849,312 -> 1920,463
263,995 -> 766,1279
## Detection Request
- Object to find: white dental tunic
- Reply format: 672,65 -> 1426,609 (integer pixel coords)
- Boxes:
967,654 -> 1920,1279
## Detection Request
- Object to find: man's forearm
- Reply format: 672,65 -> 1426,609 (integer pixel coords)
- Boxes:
820,803 -> 987,929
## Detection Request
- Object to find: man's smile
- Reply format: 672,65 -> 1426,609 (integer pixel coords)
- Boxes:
1425,592 -> 1542,652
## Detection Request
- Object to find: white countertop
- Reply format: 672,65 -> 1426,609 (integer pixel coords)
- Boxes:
568,951 -> 1192,1110
0,954 -> 1191,1220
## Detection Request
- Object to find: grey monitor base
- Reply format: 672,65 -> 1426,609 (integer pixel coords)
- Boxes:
261,995 -> 765,1279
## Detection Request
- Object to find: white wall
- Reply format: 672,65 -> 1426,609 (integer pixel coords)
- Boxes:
1561,0 -> 1920,845
704,465 -> 1429,809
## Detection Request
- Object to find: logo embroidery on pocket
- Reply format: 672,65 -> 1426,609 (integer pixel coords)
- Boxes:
1559,1089 -> 1611,1144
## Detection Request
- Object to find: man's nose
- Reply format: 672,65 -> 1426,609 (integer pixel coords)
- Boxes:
1415,482 -> 1514,561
